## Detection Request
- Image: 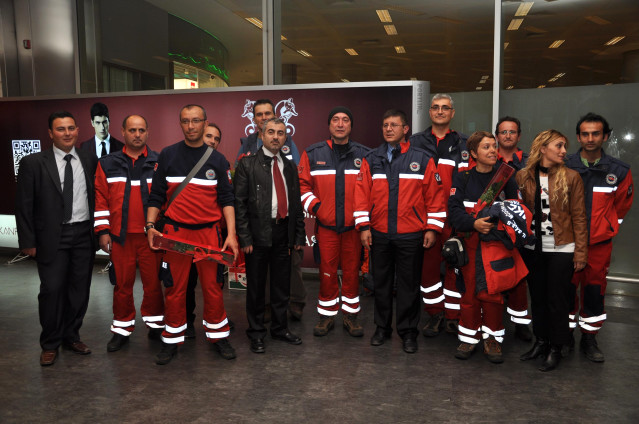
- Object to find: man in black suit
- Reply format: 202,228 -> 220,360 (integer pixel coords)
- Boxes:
234,117 -> 306,354
80,102 -> 123,158
16,111 -> 98,366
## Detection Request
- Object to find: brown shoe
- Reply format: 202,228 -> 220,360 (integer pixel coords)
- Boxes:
422,311 -> 444,337
343,313 -> 364,337
483,336 -> 504,364
65,341 -> 91,355
455,342 -> 476,360
289,301 -> 304,321
40,349 -> 58,366
313,316 -> 335,337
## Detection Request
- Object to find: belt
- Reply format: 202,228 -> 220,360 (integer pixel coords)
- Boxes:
271,217 -> 289,225
63,220 -> 90,227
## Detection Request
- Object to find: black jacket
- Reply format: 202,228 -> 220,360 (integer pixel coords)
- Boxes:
234,148 -> 305,248
80,136 -> 124,159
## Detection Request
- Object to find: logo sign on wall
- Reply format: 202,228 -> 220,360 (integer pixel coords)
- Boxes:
242,98 -> 298,136
12,140 -> 41,179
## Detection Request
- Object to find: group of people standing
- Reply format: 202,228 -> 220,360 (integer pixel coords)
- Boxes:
15,95 -> 633,373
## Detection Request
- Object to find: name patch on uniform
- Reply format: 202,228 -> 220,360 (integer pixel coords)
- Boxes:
205,169 -> 216,180
606,173 -> 618,185
450,188 -> 457,195
461,150 -> 470,161
409,162 -> 420,172
435,172 -> 442,184
282,145 -> 290,154
316,161 -> 326,165
354,158 -> 362,168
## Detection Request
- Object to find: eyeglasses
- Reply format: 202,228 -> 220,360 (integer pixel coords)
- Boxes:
498,130 -> 518,135
180,118 -> 205,125
430,105 -> 452,112
382,123 -> 405,129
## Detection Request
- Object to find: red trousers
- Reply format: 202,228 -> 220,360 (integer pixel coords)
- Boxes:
570,241 -> 612,334
160,224 -> 230,344
316,226 -> 361,316
421,226 -> 461,319
110,233 -> 164,336
506,279 -> 531,325
457,236 -> 504,345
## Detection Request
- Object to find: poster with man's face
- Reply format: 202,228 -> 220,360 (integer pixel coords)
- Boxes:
91,116 -> 110,140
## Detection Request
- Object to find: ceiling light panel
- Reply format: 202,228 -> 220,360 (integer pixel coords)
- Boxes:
548,40 -> 565,48
345,48 -> 358,56
395,45 -> 406,54
245,17 -> 263,29
515,2 -> 534,17
384,25 -> 398,35
605,36 -> 625,46
376,9 -> 392,23
507,19 -> 523,31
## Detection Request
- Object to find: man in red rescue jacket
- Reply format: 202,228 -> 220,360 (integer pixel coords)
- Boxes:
94,115 -> 164,352
298,106 -> 371,338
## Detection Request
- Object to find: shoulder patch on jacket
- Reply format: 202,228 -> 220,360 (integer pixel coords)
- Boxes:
435,172 -> 442,184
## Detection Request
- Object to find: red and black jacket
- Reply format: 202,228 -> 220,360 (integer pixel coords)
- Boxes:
497,149 -> 528,172
565,149 -> 634,245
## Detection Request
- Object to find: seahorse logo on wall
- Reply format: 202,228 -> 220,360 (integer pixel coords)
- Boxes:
242,98 -> 299,136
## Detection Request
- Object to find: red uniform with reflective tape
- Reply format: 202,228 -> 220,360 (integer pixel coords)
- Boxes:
566,149 -> 634,334
148,141 -> 234,344
298,139 -> 370,316
94,147 -> 164,336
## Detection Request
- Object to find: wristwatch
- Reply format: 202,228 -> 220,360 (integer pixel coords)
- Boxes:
144,223 -> 155,235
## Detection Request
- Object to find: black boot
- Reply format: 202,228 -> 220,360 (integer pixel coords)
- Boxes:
520,337 -> 549,361
539,345 -> 561,372
580,333 -> 605,362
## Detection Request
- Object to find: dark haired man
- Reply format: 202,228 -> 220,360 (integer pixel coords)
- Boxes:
16,111 -> 97,366
80,102 -> 123,158
565,112 -> 634,362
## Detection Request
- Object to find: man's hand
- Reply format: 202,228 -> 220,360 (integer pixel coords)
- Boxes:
423,230 -> 436,249
222,234 -> 239,260
473,217 -> 494,235
574,261 -> 586,272
242,245 -> 253,254
99,234 -> 112,254
360,229 -> 372,249
147,228 -> 162,250
21,248 -> 36,257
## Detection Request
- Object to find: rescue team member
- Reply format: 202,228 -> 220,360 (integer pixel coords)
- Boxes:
409,93 -> 468,337
448,131 -> 519,363
566,113 -> 634,362
355,109 -> 445,353
495,116 -> 532,341
16,111 -> 97,366
298,106 -> 371,337
235,118 -> 306,354
518,130 -> 587,372
146,104 -> 239,364
236,99 -> 306,322
94,115 -> 165,352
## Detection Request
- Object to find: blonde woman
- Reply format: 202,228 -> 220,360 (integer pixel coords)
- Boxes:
516,130 -> 587,372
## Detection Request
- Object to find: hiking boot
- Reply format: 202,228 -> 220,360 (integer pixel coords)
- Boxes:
313,316 -> 335,337
213,338 -> 237,360
580,333 -> 605,362
155,343 -> 177,365
455,342 -> 476,360
106,334 -> 129,352
422,312 -> 444,337
343,313 -> 364,337
514,323 -> 533,342
483,336 -> 504,364
445,319 -> 459,334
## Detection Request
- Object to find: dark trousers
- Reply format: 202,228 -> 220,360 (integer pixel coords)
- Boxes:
523,249 -> 574,346
36,221 -> 94,350
245,220 -> 291,340
371,233 -> 423,338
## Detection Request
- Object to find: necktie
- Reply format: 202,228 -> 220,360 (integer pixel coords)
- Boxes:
100,141 -> 107,157
63,154 -> 74,222
272,156 -> 287,219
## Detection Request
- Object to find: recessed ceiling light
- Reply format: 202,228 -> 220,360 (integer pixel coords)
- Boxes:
537,85 -> 546,89
384,25 -> 398,35
410,77 -> 417,80
507,19 -> 523,31
585,16 -> 611,25
605,36 -> 625,46
506,85 -> 514,90
245,17 -> 263,29
395,46 -> 406,54
297,50 -> 312,57
341,78 -> 350,82
476,87 -> 482,91
281,35 -> 287,41
515,2 -> 534,17
345,48 -> 358,56
376,9 -> 392,23
548,40 -> 565,48
482,75 -> 489,79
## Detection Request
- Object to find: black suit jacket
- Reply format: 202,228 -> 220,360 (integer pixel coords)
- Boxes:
15,146 -> 98,264
80,136 -> 124,158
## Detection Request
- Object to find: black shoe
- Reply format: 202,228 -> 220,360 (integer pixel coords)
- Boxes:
213,338 -> 237,360
184,323 -> 196,339
580,333 -> 605,362
147,328 -> 163,340
271,331 -> 302,345
520,338 -> 549,361
539,345 -> 561,372
402,336 -> 418,354
155,343 -> 177,365
370,328 -> 391,346
514,323 -> 533,342
107,334 -> 129,352
250,338 -> 265,354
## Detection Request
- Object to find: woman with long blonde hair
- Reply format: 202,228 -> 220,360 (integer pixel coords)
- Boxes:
516,129 -> 588,371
